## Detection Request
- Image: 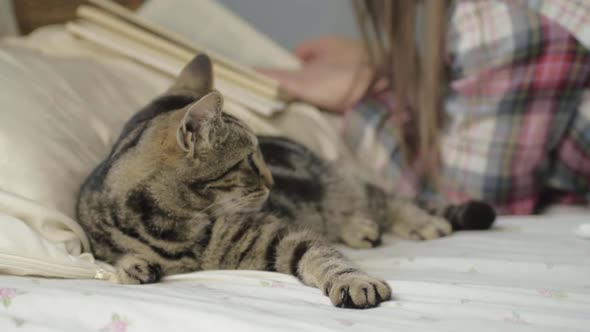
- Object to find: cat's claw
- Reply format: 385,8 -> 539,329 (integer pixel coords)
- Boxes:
325,274 -> 391,309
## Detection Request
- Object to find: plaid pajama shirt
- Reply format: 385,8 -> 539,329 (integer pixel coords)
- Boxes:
344,0 -> 590,214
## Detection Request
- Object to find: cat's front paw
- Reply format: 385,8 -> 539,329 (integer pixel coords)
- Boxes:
392,215 -> 452,241
116,255 -> 162,284
340,217 -> 382,249
324,273 -> 392,309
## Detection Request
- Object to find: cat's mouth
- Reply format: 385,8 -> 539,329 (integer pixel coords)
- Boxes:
243,188 -> 270,211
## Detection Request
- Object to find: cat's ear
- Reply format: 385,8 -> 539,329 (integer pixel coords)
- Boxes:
176,91 -> 224,154
169,54 -> 214,95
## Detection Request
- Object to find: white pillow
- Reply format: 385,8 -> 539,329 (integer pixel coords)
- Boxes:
0,45 -> 168,218
0,42 -> 171,280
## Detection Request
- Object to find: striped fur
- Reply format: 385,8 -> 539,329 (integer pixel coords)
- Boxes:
257,136 -> 495,243
77,54 -> 493,309
77,54 -> 392,308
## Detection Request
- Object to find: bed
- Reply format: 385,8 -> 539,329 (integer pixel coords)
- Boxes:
1,211 -> 589,332
0,2 -> 589,331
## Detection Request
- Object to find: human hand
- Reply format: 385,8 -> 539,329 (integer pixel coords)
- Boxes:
259,36 -> 380,112
293,35 -> 367,66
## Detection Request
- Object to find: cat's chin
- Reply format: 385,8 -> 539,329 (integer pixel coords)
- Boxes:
236,206 -> 263,214
227,204 -> 265,214
242,198 -> 269,213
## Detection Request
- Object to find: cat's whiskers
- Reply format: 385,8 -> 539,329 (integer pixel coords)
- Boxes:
211,195 -> 261,217
198,195 -> 237,215
211,199 -> 249,217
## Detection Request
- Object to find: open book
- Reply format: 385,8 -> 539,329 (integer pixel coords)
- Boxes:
66,0 -> 301,117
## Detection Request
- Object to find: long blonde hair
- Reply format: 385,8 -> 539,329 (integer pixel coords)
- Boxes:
353,0 -> 449,187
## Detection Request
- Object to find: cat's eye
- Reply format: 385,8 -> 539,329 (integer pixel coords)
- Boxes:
247,153 -> 259,175
189,158 -> 243,193
188,181 -> 207,193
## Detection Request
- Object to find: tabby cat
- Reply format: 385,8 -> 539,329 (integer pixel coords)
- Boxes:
77,54 -> 494,309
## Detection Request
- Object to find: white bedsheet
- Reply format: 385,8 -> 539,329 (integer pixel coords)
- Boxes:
1,214 -> 588,332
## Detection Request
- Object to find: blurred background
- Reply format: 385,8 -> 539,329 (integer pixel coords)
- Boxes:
219,0 -> 358,49
1,0 -> 358,50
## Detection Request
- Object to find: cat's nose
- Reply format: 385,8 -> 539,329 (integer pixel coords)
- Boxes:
251,152 -> 274,188
262,170 -> 274,189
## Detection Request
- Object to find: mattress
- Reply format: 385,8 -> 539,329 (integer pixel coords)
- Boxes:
1,213 -> 588,332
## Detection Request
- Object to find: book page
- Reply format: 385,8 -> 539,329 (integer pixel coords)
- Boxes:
67,20 -> 284,116
138,0 -> 301,70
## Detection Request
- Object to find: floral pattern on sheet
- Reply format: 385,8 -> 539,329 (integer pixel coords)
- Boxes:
0,288 -> 17,308
504,312 -> 528,325
260,280 -> 286,288
537,289 -> 568,298
337,319 -> 355,326
12,317 -> 25,327
100,313 -> 131,332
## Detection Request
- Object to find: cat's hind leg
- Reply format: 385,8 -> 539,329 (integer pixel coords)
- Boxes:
387,200 -> 452,240
424,200 -> 496,231
339,216 -> 382,249
364,183 -> 452,241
